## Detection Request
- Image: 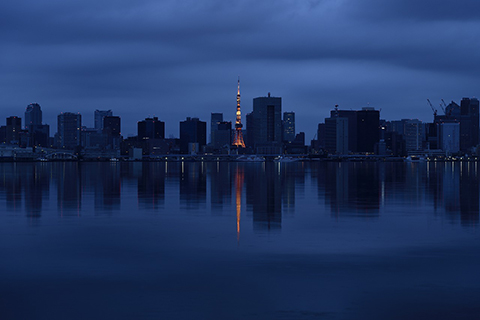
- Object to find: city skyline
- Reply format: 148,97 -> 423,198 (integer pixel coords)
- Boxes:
2,0 -> 480,139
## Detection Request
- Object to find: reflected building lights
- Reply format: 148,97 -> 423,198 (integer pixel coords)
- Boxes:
235,166 -> 244,242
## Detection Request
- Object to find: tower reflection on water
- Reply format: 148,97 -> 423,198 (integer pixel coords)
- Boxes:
235,165 -> 244,242
0,162 -> 477,227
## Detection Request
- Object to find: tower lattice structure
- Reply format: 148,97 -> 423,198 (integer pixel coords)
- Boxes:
232,78 -> 246,148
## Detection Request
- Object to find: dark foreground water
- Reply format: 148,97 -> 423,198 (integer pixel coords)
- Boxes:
0,161 -> 479,319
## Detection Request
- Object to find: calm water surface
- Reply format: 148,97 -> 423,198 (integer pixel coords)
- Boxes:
0,161 -> 479,319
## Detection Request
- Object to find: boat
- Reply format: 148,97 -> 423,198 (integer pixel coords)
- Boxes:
273,155 -> 300,162
405,155 -> 426,162
236,155 -> 265,162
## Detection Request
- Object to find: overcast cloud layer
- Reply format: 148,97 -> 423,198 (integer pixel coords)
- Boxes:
1,0 -> 480,138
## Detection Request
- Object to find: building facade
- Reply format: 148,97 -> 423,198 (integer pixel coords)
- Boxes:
210,113 -> 223,145
325,117 -> 348,155
252,93 -> 282,152
25,103 -> 42,128
94,110 -> 113,132
57,112 -> 82,149
283,112 -> 295,143
138,117 -> 165,140
179,117 -> 206,154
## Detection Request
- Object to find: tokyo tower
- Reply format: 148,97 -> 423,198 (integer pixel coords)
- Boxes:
232,77 -> 246,148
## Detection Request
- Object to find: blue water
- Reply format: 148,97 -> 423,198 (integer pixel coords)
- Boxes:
0,161 -> 479,319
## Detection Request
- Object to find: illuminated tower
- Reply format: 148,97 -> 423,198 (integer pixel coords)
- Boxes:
232,78 -> 246,148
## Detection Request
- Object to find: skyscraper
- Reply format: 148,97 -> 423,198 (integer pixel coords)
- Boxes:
103,116 -> 121,150
25,103 -> 42,128
94,110 -> 112,132
213,121 -> 232,150
356,107 -> 380,153
459,97 -> 479,152
6,116 -> 22,144
232,78 -> 245,148
252,93 -> 282,149
180,117 -> 206,154
137,117 -> 165,140
283,112 -> 295,142
57,112 -> 81,149
103,116 -> 121,137
210,113 -> 223,145
435,98 -> 479,152
330,110 -> 357,153
325,116 -> 348,155
25,103 -> 50,147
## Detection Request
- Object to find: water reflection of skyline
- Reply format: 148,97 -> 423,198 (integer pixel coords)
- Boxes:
0,162 -> 477,227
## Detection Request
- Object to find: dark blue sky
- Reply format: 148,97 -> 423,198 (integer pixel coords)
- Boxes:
2,0 -> 480,139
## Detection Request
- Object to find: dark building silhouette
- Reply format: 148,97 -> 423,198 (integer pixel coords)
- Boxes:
434,98 -> 479,153
212,121 -> 232,151
103,116 -> 121,149
459,97 -> 479,152
210,113 -> 223,145
94,110 -> 112,132
245,112 -> 254,149
138,117 -> 165,140
6,116 -> 22,144
384,131 -> 406,156
282,112 -> 295,143
103,116 -> 120,137
57,112 -> 81,149
324,116 -> 348,154
327,108 -> 379,154
317,123 -> 326,149
25,103 -> 42,127
179,117 -> 206,154
356,107 -> 380,153
28,125 -> 50,148
330,110 -> 357,153
251,93 -> 282,153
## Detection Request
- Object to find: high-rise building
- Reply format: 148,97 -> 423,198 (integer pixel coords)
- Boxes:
179,117 -> 206,154
213,121 -> 232,150
24,103 -> 49,147
404,119 -> 425,151
103,116 -> 121,137
6,116 -> 22,144
435,98 -> 479,153
317,123 -> 326,149
232,78 -> 245,148
103,116 -> 121,149
330,110 -> 357,153
94,110 -> 112,132
440,122 -> 460,154
29,124 -> 50,147
245,112 -> 254,148
25,103 -> 42,128
252,93 -> 282,151
325,117 -> 348,155
460,97 -> 479,152
57,112 -> 81,149
210,113 -> 223,145
283,112 -> 295,142
137,117 -> 165,140
356,107 -> 380,153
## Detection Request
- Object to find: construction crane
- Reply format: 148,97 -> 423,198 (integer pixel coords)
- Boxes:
427,99 -> 437,116
439,102 -> 446,114
441,99 -> 452,116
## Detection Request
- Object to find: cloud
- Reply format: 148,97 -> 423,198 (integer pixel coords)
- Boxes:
1,0 -> 480,137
